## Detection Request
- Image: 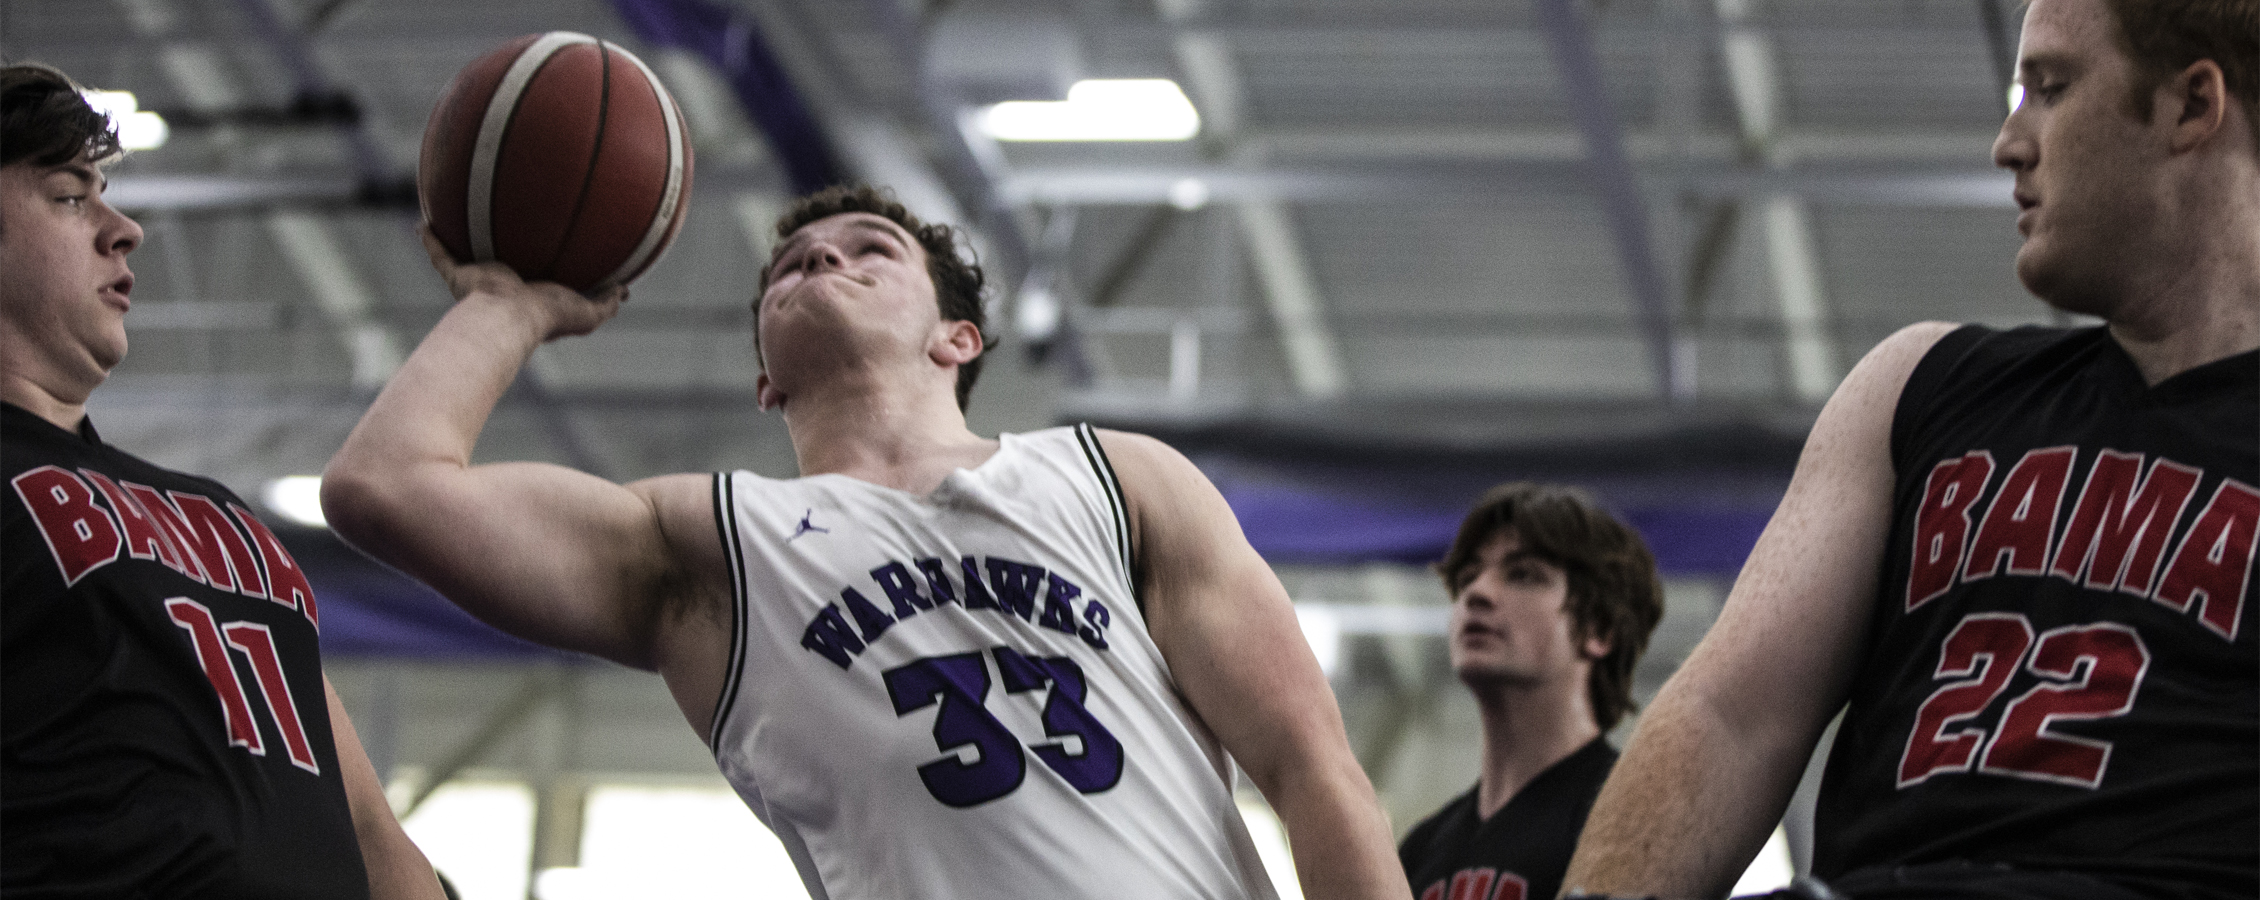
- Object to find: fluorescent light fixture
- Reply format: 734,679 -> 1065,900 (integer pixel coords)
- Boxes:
262,475 -> 326,527
981,79 -> 1200,142
82,90 -> 169,151
1294,604 -> 1342,676
1167,177 -> 1210,211
1015,284 -> 1061,341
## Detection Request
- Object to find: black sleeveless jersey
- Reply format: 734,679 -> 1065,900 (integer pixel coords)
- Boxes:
3,403 -> 369,898
1812,326 -> 2258,898
1397,737 -> 1616,900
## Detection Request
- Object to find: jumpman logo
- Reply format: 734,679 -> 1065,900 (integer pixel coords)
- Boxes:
789,509 -> 831,542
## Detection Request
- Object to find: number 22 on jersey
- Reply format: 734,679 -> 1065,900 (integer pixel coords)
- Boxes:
1898,612 -> 2150,789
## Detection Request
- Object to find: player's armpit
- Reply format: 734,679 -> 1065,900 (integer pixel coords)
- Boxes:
1095,430 -> 1413,900
1562,321 -> 1957,900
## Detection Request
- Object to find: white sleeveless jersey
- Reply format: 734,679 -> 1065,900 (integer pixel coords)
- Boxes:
707,425 -> 1280,900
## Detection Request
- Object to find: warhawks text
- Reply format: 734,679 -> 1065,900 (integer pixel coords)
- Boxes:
802,556 -> 1114,669
12,466 -> 319,627
1908,446 -> 2257,641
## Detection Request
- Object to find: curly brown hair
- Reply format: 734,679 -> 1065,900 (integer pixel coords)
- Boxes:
2,63 -> 124,170
755,184 -> 991,410
1436,482 -> 1665,732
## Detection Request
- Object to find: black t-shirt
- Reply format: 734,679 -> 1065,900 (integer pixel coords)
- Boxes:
1813,326 -> 2258,899
1398,737 -> 1617,900
3,403 -> 369,898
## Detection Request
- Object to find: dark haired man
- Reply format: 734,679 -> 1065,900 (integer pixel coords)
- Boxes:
1,64 -> 442,898
1398,484 -> 1663,900
1564,1 -> 2257,898
322,184 -> 1409,899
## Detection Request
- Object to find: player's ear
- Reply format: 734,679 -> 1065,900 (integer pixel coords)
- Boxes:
756,372 -> 786,411
2165,58 -> 2229,154
1577,618 -> 1613,661
932,318 -> 983,367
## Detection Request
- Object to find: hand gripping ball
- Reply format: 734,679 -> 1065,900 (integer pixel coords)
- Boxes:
418,32 -> 694,293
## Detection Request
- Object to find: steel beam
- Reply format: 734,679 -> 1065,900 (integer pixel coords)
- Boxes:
1537,0 -> 1689,404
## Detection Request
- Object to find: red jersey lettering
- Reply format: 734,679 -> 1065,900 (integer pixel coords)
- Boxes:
124,483 -> 215,587
234,505 -> 318,627
1448,870 -> 1497,900
2049,452 -> 2199,596
171,493 -> 269,600
1978,622 -> 2149,788
2153,479 -> 2260,640
166,598 -> 266,754
1900,614 -> 2152,789
222,622 -> 321,773
1962,447 -> 2075,583
12,466 -> 121,585
1908,452 -> 1994,610
128,485 -> 260,596
80,470 -> 185,571
1427,868 -> 1525,900
1898,613 -> 2033,786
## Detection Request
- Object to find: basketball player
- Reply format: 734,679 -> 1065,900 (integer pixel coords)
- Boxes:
0,64 -> 443,898
1398,484 -> 1663,900
320,184 -> 1408,899
1561,1 -> 2257,898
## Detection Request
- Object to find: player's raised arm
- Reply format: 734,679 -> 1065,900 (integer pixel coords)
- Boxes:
1560,322 -> 1956,900
1097,429 -> 1411,900
320,230 -> 676,669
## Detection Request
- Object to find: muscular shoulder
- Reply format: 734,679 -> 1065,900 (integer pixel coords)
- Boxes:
1086,429 -> 1251,583
1086,427 -> 1175,466
1088,430 -> 1227,530
1087,429 -> 1209,495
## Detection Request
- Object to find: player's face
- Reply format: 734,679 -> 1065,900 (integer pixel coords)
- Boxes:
756,212 -> 945,386
1447,528 -> 1605,692
0,154 -> 142,398
1991,0 -> 2168,316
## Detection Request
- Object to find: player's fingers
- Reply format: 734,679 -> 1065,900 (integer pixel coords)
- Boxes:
418,225 -> 488,302
593,288 -> 629,324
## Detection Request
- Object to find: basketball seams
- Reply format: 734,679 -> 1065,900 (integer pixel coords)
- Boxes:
537,41 -> 615,283
416,32 -> 527,264
427,30 -> 692,293
468,31 -> 596,264
596,43 -> 693,291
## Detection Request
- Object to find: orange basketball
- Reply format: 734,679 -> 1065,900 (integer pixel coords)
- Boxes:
418,32 -> 694,293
